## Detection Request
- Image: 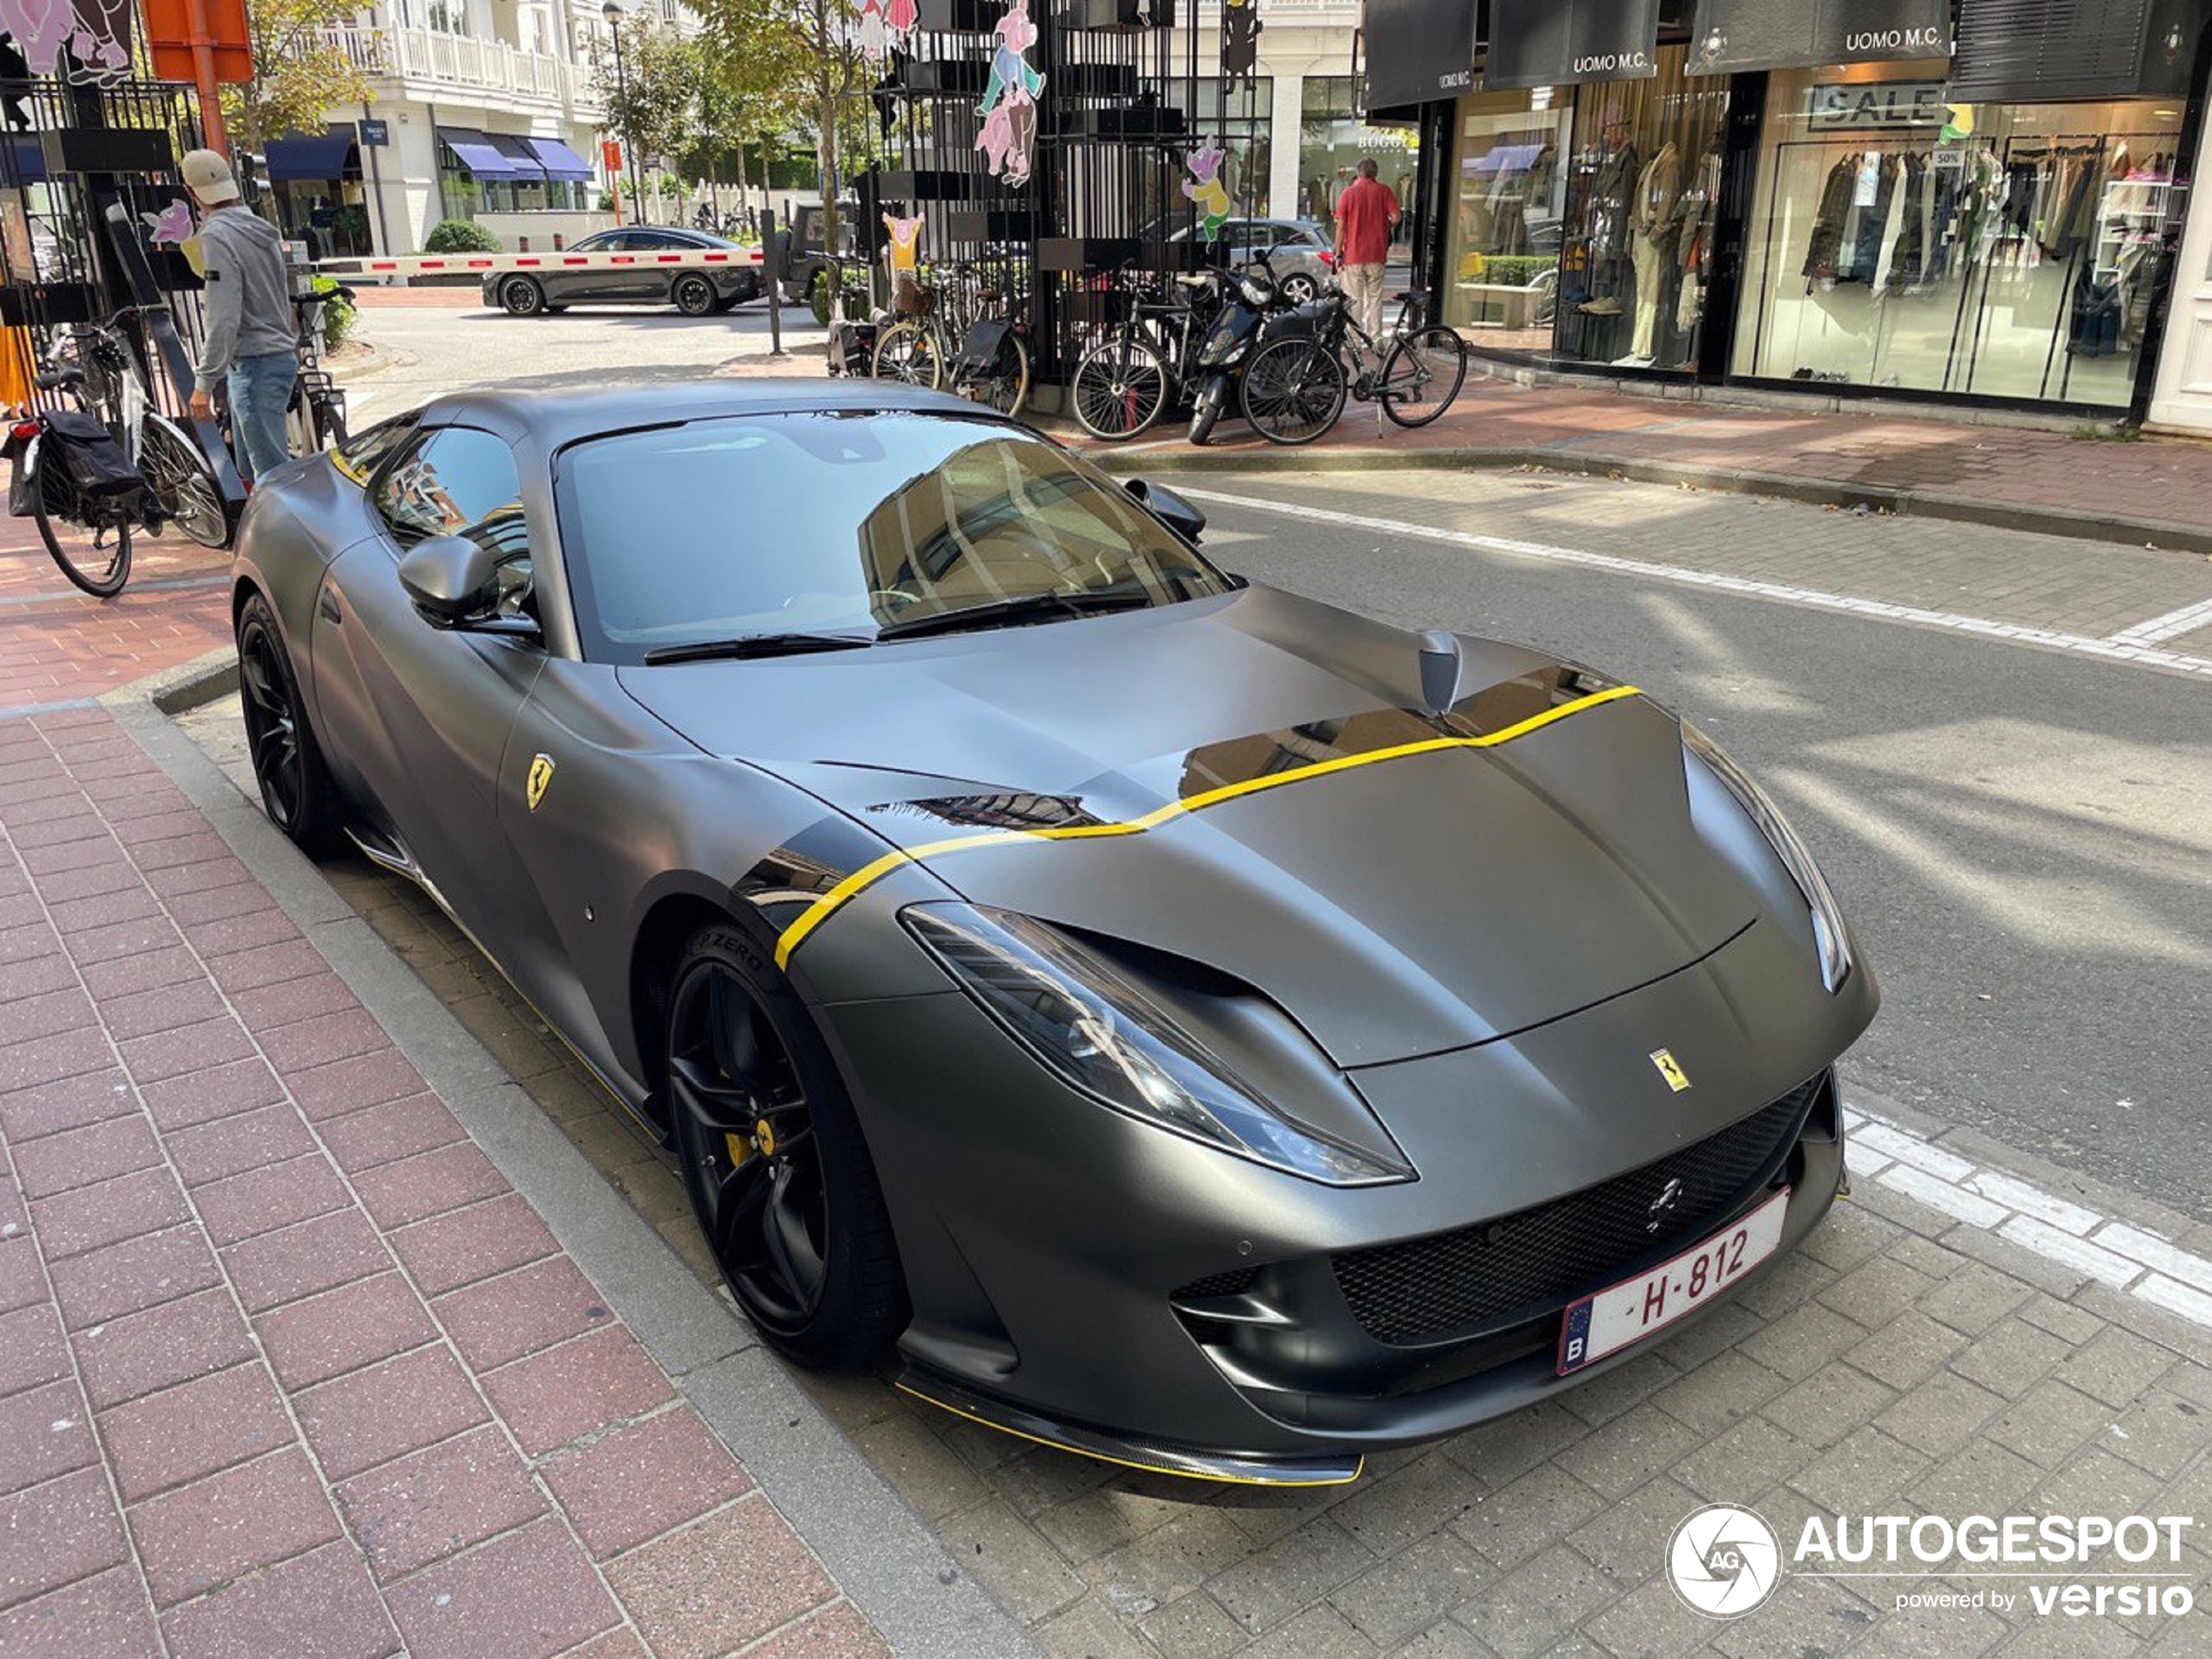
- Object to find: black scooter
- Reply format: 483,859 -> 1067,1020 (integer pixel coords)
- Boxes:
1185,252 -> 1298,446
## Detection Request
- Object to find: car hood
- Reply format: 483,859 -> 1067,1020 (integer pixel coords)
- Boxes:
616,587 -> 1757,1066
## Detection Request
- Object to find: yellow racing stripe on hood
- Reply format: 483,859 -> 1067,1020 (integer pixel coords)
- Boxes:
772,683 -> 1642,968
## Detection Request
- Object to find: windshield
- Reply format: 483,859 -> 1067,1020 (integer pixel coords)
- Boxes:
556,411 -> 1227,664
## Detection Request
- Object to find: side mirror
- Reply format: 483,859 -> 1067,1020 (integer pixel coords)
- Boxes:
398,534 -> 502,625
1124,477 -> 1206,543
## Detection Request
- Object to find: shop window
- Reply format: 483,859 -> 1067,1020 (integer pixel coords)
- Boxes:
1732,64 -> 2186,408
1551,47 -> 1732,372
1189,78 -> 1274,219
1442,89 -> 1572,345
1300,77 -> 1420,237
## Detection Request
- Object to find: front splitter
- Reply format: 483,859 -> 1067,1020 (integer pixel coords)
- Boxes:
895,1372 -> 1365,1488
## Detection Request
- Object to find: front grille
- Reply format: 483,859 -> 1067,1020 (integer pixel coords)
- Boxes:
1332,1076 -> 1823,1345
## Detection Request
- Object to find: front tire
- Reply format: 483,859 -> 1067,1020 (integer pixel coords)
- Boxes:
665,921 -> 904,1367
1072,332 -> 1170,440
501,276 -> 547,317
138,417 -> 228,548
872,320 -> 941,388
673,273 -> 718,317
1241,337 -> 1347,446
235,590 -> 340,850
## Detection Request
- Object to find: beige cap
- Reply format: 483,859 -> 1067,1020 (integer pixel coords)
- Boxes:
180,148 -> 239,204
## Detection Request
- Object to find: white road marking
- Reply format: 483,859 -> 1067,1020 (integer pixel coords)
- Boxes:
1844,1102 -> 2212,1332
2107,594 -> 2212,645
1179,488 -> 2212,681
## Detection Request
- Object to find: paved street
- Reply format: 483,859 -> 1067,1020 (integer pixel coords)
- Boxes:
3,303 -> 2211,1657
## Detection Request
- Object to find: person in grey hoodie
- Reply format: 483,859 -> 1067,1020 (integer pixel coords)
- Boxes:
181,149 -> 298,481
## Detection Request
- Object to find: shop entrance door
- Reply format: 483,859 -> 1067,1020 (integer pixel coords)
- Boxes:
2147,115 -> 2212,433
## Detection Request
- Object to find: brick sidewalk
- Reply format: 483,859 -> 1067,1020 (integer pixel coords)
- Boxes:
0,707 -> 890,1658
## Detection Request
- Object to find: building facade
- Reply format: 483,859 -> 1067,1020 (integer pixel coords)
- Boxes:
263,0 -> 658,257
1367,0 -> 2211,423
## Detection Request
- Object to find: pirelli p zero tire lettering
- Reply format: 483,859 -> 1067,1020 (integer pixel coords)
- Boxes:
664,919 -> 905,1366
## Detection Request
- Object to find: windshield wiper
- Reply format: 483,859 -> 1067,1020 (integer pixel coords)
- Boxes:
873,590 -> 1153,643
642,631 -> 875,665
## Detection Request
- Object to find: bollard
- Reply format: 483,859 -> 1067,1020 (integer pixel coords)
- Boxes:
517,236 -> 530,253
761,207 -> 786,358
553,233 -> 565,250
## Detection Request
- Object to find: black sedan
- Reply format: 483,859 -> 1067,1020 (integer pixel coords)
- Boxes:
483,226 -> 763,318
228,382 -> 1876,1485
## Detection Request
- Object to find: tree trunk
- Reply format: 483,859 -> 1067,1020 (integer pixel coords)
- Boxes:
817,84 -> 842,321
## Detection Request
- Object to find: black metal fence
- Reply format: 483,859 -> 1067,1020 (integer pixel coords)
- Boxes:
859,0 -> 1271,407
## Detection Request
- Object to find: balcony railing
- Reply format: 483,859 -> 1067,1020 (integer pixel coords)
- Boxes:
320,25 -> 574,105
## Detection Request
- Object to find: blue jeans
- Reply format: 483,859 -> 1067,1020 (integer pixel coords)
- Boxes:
226,351 -> 298,482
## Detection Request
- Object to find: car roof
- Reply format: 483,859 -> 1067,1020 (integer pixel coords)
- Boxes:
420,378 -> 1006,449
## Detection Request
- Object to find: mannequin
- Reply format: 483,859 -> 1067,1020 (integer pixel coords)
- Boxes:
1626,140 -> 1679,364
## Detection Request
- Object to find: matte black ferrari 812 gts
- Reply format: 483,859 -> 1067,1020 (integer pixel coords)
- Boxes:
230,381 -> 1876,1485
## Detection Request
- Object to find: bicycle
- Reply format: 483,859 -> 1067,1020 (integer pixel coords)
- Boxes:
871,260 -> 1033,417
285,285 -> 352,455
1069,263 -> 1227,441
57,304 -> 228,548
1238,287 -> 1467,447
5,364 -> 142,596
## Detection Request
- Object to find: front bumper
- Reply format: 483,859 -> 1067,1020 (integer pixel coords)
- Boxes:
820,916 -> 1875,1482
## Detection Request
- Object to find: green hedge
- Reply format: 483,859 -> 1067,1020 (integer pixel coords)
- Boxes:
424,219 -> 501,253
1479,254 -> 1555,288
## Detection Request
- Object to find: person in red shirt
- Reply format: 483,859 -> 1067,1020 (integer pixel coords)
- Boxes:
1333,158 -> 1400,337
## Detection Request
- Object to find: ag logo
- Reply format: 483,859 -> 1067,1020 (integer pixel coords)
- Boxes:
526,753 -> 556,812
1649,1049 -> 1691,1092
1668,1503 -> 1780,1618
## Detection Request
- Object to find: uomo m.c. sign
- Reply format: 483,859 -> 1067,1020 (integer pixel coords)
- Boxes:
1574,51 -> 1651,74
1844,27 -> 1946,53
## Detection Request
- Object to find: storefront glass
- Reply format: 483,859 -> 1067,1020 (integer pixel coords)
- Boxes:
1301,77 -> 1420,234
1731,64 -> 2188,407
1441,88 -> 1571,346
1552,45 -> 1733,371
1191,78 -> 1275,218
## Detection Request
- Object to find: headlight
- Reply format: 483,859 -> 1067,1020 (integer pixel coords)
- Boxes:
1682,721 -> 1851,992
1239,278 -> 1274,307
902,903 -> 1412,1186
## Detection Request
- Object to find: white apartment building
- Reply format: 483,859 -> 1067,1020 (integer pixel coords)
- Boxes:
267,0 -> 695,256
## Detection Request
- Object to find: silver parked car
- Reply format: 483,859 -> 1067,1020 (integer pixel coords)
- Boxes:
482,227 -> 763,318
1172,217 -> 1337,301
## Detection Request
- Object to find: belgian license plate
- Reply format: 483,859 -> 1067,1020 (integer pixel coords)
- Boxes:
1557,1188 -> 1791,1375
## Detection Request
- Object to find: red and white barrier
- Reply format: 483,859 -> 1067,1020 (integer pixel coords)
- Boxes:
314,247 -> 765,277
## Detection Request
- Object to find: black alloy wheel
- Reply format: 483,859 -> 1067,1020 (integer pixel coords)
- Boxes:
501,276 -> 547,317
664,921 -> 903,1366
673,273 -> 718,317
235,591 -> 338,849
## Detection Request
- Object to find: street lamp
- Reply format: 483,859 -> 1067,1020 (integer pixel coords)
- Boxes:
603,1 -> 646,224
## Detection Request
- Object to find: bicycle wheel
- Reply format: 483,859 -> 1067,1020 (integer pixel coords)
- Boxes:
1240,338 -> 1347,448
138,416 -> 228,549
314,396 -> 348,450
872,321 -> 941,388
961,332 -> 1030,417
1072,332 -> 1170,440
286,382 -> 317,459
30,446 -> 132,598
1379,327 -> 1468,429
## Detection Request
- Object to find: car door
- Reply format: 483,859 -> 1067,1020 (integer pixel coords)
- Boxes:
625,231 -> 693,303
557,231 -> 642,305
308,424 -> 550,950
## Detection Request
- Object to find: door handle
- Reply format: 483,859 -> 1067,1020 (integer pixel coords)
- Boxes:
318,588 -> 341,624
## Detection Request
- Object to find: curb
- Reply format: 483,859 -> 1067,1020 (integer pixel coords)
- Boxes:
111,656 -> 1044,1659
1080,442 -> 2212,559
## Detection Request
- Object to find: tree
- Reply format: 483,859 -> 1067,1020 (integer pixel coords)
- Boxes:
695,0 -> 869,277
686,51 -> 807,214
592,18 -> 705,221
222,0 -> 373,153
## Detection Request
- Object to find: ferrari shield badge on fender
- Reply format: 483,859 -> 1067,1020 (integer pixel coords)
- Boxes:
526,754 -> 556,813
1649,1049 -> 1691,1092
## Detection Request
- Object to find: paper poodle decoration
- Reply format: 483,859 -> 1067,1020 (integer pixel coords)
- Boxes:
975,0 -> 1044,186
977,92 -> 1038,187
1182,142 -> 1231,244
0,0 -> 132,84
1220,0 -> 1261,98
141,198 -> 196,246
858,0 -> 915,66
882,211 -> 924,278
